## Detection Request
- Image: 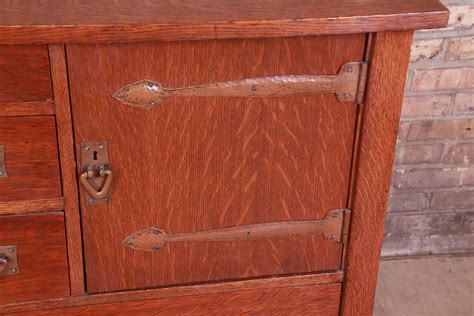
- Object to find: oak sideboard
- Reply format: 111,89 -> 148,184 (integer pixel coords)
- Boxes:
0,1 -> 448,315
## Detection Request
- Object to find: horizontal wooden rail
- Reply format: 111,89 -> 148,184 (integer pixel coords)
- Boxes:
0,198 -> 65,215
0,101 -> 55,117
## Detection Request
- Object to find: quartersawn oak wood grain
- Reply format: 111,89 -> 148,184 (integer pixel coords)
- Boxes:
67,35 -> 364,293
49,44 -> 85,296
14,283 -> 342,315
0,116 -> 62,202
0,198 -> 64,215
0,272 -> 343,313
0,46 -> 52,101
0,101 -> 55,116
341,31 -> 414,316
0,212 -> 70,304
0,0 -> 448,44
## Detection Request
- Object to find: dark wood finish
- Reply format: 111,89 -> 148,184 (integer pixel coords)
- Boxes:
341,31 -> 414,315
0,0 -> 448,44
0,213 -> 70,304
0,46 -> 52,102
0,198 -> 64,215
0,116 -> 62,202
0,271 -> 343,313
0,101 -> 55,117
14,284 -> 341,315
49,44 -> 85,296
67,35 -> 364,293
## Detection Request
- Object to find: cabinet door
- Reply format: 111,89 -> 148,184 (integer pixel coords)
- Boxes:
67,34 -> 365,293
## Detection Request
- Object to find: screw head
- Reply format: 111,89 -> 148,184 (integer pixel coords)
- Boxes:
11,268 -> 17,273
149,101 -> 156,107
83,144 -> 90,151
0,171 -> 3,176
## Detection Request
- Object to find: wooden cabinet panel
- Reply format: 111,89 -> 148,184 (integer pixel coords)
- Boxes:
67,34 -> 365,293
0,213 -> 70,304
0,116 -> 62,202
0,45 -> 52,102
19,283 -> 341,315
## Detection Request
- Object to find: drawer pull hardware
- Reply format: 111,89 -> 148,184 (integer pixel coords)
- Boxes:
80,168 -> 113,201
80,141 -> 113,205
0,145 -> 7,178
113,62 -> 368,109
123,209 -> 350,252
0,246 -> 19,276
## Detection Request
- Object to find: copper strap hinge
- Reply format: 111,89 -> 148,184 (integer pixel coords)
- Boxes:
123,209 -> 351,252
113,62 -> 369,109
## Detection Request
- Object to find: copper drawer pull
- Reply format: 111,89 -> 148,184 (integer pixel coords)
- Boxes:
0,145 -> 7,178
80,168 -> 113,201
113,62 -> 368,109
0,246 -> 19,276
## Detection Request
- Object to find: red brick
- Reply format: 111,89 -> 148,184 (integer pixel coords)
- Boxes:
394,168 -> 465,189
397,122 -> 411,141
388,192 -> 429,211
396,143 -> 444,164
401,95 -> 451,118
431,190 -> 474,209
463,168 -> 474,186
405,119 -> 474,141
411,67 -> 474,91
453,93 -> 474,115
443,143 -> 474,164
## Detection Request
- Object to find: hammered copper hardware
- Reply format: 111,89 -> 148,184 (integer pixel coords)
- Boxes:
113,62 -> 368,109
80,141 -> 113,205
0,246 -> 19,276
0,145 -> 7,178
123,209 -> 349,252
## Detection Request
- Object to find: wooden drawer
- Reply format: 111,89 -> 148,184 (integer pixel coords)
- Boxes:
67,35 -> 365,293
0,116 -> 62,202
18,283 -> 341,315
0,45 -> 52,102
0,213 -> 70,304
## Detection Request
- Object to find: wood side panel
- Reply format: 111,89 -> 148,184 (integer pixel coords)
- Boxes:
48,44 -> 85,296
0,101 -> 55,116
0,116 -> 62,202
341,31 -> 414,315
0,46 -> 52,102
0,0 -> 448,44
66,35 -> 364,293
0,213 -> 70,304
0,272 -> 342,313
15,284 -> 342,315
0,198 -> 64,215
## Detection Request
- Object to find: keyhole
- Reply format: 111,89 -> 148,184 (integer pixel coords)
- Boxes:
93,151 -> 98,161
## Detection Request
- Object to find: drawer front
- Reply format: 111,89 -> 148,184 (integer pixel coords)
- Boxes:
21,283 -> 341,315
0,116 -> 62,202
0,45 -> 52,102
67,35 -> 365,293
0,213 -> 70,304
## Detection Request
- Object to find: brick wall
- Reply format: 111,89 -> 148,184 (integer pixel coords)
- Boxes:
381,0 -> 474,257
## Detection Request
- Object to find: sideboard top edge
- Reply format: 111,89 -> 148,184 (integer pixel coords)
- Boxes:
0,0 -> 449,44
